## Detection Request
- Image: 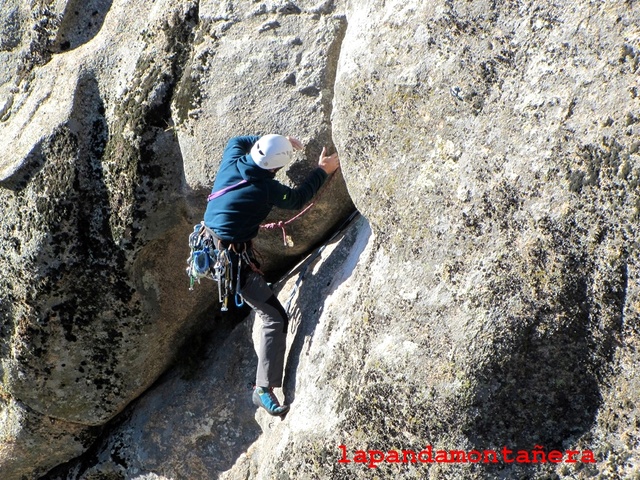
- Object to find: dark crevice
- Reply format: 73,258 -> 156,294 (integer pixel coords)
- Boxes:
52,0 -> 114,53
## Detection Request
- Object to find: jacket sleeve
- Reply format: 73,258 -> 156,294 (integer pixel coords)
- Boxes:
223,135 -> 259,158
268,168 -> 329,210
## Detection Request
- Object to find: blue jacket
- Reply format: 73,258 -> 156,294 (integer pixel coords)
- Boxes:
204,136 -> 328,242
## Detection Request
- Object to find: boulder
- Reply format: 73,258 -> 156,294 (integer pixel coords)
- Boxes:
2,0 -> 640,479
58,1 -> 639,479
329,0 -> 640,478
0,398 -> 96,480
1,0 -> 213,476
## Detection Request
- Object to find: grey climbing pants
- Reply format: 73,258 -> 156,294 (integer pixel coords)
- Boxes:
240,271 -> 289,388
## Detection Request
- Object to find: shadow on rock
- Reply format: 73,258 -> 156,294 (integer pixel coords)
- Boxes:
465,255 -> 627,458
280,213 -> 364,405
52,0 -> 114,53
42,302 -> 262,479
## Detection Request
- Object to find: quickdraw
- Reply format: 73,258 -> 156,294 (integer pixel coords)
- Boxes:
186,222 -> 217,290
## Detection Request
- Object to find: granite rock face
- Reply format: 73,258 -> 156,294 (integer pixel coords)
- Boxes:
328,0 -> 639,478
0,0 -> 351,478
1,0 -> 640,479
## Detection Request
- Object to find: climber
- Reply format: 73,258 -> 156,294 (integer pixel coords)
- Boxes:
203,134 -> 340,416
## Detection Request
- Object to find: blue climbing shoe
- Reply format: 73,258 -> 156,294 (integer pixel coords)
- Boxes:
252,386 -> 290,416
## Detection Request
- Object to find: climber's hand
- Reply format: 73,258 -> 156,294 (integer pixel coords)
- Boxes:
287,136 -> 304,151
319,147 -> 340,175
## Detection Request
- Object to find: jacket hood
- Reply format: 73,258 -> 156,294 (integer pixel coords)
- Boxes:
237,154 -> 276,181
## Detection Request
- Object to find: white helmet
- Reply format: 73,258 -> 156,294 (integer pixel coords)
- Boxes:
250,134 -> 293,169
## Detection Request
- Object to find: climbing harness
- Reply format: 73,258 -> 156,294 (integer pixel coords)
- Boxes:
185,179 -> 256,309
186,222 -> 263,311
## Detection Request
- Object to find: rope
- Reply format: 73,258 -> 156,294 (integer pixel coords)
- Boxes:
260,202 -> 315,246
259,172 -> 336,247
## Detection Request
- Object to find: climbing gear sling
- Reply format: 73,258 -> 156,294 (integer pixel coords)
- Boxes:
206,179 -> 248,201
